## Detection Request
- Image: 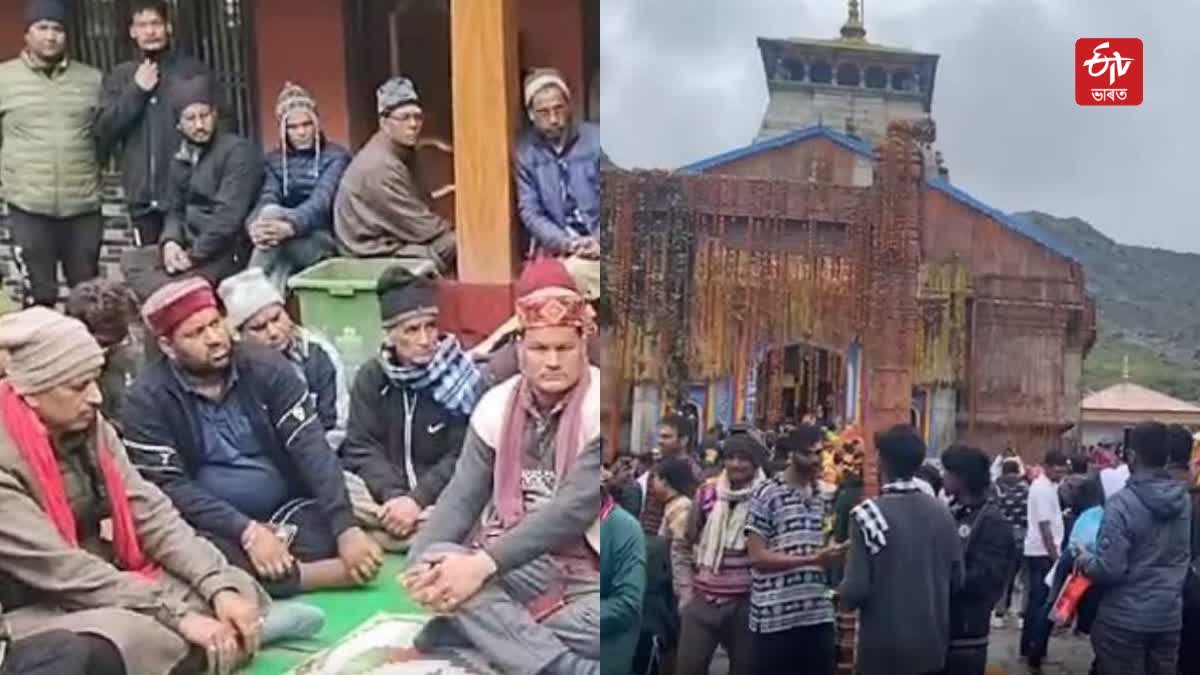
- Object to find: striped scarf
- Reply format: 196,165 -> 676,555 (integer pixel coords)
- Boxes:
379,336 -> 484,418
851,479 -> 928,555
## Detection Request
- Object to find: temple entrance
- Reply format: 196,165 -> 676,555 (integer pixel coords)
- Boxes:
756,343 -> 846,428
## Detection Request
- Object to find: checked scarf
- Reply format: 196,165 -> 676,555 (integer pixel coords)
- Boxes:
851,478 -> 928,555
380,335 -> 485,417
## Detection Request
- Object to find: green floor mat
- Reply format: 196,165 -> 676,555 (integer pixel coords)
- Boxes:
239,556 -> 425,675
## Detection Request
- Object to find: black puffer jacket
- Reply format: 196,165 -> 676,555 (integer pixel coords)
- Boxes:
94,51 -> 213,214
949,500 -> 1014,646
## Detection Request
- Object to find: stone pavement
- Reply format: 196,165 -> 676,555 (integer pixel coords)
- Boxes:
707,620 -> 1098,674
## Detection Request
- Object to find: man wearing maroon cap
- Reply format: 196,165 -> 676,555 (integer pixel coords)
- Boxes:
405,258 -> 600,675
123,277 -> 384,598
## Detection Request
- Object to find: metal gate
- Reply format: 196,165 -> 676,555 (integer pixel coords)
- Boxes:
68,0 -> 258,140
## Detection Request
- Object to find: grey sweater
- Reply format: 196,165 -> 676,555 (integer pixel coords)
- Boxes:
408,427 -> 600,574
841,491 -> 963,675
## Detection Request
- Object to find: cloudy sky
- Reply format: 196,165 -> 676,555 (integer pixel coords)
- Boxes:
601,0 -> 1200,252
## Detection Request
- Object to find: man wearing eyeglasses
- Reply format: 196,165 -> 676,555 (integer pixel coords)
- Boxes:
120,74 -> 264,302
334,77 -> 456,273
515,68 -> 600,259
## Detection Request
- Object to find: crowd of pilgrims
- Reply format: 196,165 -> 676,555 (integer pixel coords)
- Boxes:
599,414 -> 1200,675
0,0 -> 603,674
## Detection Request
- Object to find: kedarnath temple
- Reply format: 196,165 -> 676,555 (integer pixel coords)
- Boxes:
602,1 -> 1095,473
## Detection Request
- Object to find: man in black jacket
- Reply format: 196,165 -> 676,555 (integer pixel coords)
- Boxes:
94,0 -> 212,246
123,277 -> 384,598
341,265 -> 482,542
121,75 -> 262,302
940,445 -> 1014,675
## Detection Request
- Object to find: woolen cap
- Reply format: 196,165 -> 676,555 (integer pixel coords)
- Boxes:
0,307 -> 104,395
377,265 -> 438,329
217,268 -> 283,330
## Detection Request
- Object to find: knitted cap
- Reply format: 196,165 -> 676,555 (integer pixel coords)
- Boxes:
377,76 -> 420,117
722,433 -> 766,468
217,268 -> 284,330
171,75 -> 215,117
523,68 -> 570,109
26,0 -> 67,26
142,277 -> 218,338
0,308 -> 105,395
515,258 -> 578,299
275,81 -> 317,122
377,265 -> 438,329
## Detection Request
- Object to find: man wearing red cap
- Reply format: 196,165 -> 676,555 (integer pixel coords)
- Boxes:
123,278 -> 384,599
405,258 -> 600,675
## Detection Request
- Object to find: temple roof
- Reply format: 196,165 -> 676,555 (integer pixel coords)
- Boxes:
675,124 -> 1076,262
1082,382 -> 1200,414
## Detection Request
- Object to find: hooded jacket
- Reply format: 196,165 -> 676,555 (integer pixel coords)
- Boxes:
1080,469 -> 1191,633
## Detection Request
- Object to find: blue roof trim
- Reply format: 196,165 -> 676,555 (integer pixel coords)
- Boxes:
676,124 -> 1076,263
926,177 -> 1077,262
677,124 -> 873,173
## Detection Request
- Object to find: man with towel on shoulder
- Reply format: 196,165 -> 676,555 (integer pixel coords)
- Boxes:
0,306 -> 265,675
405,258 -> 600,675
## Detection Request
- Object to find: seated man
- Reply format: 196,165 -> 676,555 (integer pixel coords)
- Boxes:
405,259 -> 600,675
123,278 -> 384,598
247,82 -> 351,291
122,75 -> 264,302
516,68 -> 600,259
217,268 -> 347,446
334,77 -> 455,272
64,279 -> 147,435
0,307 -> 264,675
341,265 -> 485,542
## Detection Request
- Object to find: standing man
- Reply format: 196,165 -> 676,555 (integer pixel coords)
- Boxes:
1078,422 -> 1191,675
1020,449 -> 1067,672
840,425 -> 962,675
334,77 -> 455,272
939,445 -> 1013,675
404,258 -> 599,675
600,462 -> 646,675
94,0 -> 212,246
673,434 -> 767,675
0,1 -> 104,307
745,425 -> 845,675
247,82 -> 351,291
991,458 -> 1029,626
639,413 -> 696,535
516,68 -> 600,258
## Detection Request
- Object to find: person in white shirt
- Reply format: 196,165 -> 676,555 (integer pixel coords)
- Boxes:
1100,449 -> 1131,499
1019,450 -> 1068,671
991,446 -> 1025,483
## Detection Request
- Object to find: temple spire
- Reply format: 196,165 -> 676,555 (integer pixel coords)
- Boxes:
840,0 -> 867,41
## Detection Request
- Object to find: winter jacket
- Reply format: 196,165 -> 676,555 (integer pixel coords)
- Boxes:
283,327 -> 348,436
993,474 -> 1029,538
339,357 -> 467,509
0,54 -> 102,217
1079,469 -> 1191,633
841,491 -> 964,675
948,500 -> 1013,647
94,51 -> 212,215
515,121 -> 600,253
162,130 -> 264,265
250,139 -> 351,238
122,343 -> 356,544
600,504 -> 645,675
333,130 -> 453,261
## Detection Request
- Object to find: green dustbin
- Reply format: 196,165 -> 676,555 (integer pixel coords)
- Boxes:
287,257 -> 437,380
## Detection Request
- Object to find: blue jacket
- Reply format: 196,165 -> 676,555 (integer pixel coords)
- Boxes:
122,343 -> 357,543
251,139 -> 351,238
515,122 -> 600,253
1080,469 -> 1191,633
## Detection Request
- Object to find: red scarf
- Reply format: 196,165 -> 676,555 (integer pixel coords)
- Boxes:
494,363 -> 591,528
1,384 -> 156,578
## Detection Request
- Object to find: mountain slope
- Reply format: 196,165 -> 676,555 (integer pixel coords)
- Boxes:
1015,211 -> 1200,401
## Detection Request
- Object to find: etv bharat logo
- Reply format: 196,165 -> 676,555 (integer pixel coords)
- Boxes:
1075,38 -> 1143,106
